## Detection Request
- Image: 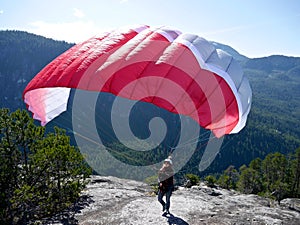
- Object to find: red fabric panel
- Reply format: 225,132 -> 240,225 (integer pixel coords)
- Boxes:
23,27 -> 239,137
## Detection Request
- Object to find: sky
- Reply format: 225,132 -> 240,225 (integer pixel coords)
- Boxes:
0,0 -> 299,58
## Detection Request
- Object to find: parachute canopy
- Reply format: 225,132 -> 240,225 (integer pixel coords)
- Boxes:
23,25 -> 252,137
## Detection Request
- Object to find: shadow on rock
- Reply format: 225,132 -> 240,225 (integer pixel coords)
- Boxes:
37,194 -> 94,225
163,212 -> 189,225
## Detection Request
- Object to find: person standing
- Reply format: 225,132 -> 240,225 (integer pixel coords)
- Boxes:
158,156 -> 174,214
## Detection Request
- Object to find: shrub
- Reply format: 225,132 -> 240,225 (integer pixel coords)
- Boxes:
185,173 -> 200,187
205,175 -> 217,188
144,175 -> 159,194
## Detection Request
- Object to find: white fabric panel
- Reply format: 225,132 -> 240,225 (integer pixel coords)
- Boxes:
131,25 -> 149,33
157,27 -> 182,42
174,33 -> 252,134
231,77 -> 252,133
185,35 -> 215,63
206,49 -> 233,72
24,87 -> 71,126
225,59 -> 244,89
43,87 -> 71,125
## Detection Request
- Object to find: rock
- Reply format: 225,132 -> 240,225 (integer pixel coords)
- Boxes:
209,190 -> 222,196
280,198 -> 300,212
48,175 -> 300,225
184,179 -> 192,188
191,185 -> 200,190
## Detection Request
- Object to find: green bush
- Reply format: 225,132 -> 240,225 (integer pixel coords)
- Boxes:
205,175 -> 217,188
185,173 -> 200,187
144,175 -> 159,194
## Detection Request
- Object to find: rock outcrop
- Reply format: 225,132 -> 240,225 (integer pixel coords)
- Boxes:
49,176 -> 300,225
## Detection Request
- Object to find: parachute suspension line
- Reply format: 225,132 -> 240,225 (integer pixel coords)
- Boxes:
125,99 -> 176,158
219,136 -> 233,152
169,128 -> 213,152
47,106 -> 118,145
49,106 -> 215,164
168,114 -> 182,156
94,107 -> 121,142
73,130 -> 148,165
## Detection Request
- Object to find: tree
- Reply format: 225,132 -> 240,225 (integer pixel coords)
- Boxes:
249,158 -> 264,193
290,147 -> 300,197
218,165 -> 239,189
237,164 -> 263,194
0,109 -> 91,224
262,152 -> 289,203
0,108 -> 45,223
217,173 -> 230,189
262,153 -> 287,189
238,166 -> 254,194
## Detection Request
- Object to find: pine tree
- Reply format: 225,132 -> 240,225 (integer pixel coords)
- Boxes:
0,109 -> 91,224
290,147 -> 300,197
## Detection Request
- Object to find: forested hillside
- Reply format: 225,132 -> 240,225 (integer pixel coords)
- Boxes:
0,30 -> 299,177
0,30 -> 74,110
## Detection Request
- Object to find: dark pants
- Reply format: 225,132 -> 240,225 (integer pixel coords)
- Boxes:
158,187 -> 173,211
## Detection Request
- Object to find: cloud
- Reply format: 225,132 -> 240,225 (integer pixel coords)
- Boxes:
0,10 -> 4,14
73,8 -> 85,18
120,0 -> 129,3
28,20 -> 103,43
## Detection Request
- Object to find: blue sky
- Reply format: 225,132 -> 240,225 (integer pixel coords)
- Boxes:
1,0 -> 299,58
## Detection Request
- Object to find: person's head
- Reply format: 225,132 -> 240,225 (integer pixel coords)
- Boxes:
163,156 -> 173,167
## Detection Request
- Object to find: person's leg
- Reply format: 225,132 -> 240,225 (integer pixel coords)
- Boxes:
158,190 -> 166,211
165,188 -> 172,213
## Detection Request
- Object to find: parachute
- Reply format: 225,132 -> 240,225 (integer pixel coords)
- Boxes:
23,25 -> 252,138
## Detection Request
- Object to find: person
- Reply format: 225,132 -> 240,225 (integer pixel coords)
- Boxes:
158,156 -> 174,214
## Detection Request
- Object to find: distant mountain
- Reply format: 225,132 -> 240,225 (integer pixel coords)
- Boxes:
247,54 -> 300,68
1,30 -> 299,176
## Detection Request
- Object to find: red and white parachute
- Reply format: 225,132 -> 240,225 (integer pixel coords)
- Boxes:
23,25 -> 252,138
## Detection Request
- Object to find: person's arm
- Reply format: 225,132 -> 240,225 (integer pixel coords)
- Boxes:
158,170 -> 163,188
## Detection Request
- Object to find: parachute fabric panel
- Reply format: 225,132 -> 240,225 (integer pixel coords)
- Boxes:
24,87 -> 70,125
23,25 -> 252,137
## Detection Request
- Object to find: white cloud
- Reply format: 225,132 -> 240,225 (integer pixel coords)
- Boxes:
120,0 -> 129,3
0,10 -> 4,14
28,20 -> 104,43
73,8 -> 85,18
